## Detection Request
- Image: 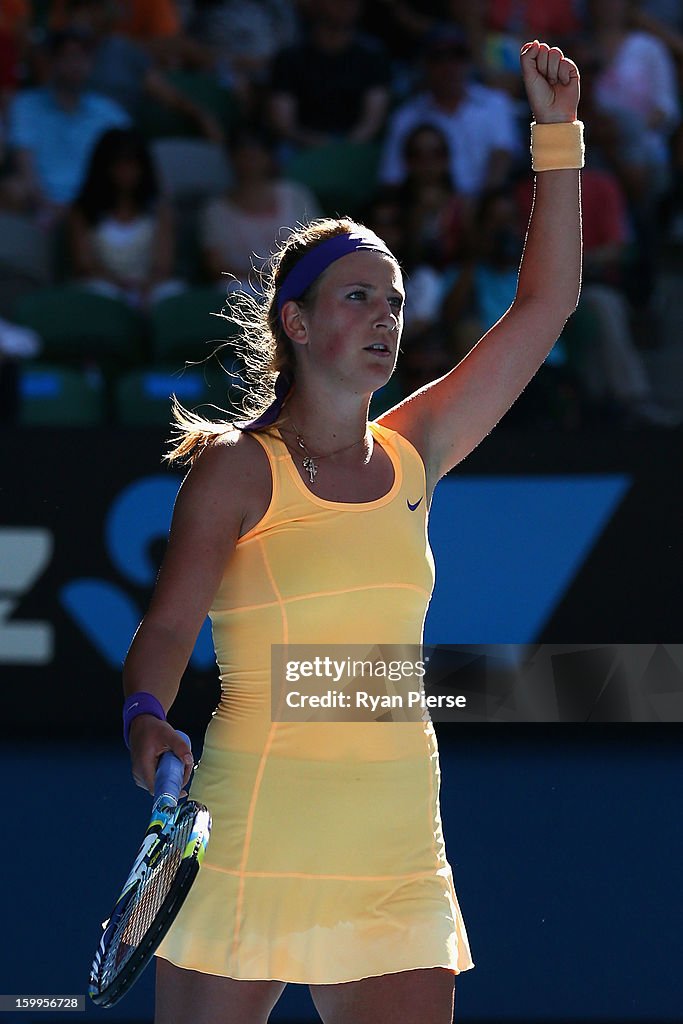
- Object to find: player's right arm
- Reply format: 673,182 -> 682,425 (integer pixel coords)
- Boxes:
123,432 -> 264,793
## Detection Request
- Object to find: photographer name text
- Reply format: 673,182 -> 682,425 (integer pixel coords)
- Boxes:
285,690 -> 467,711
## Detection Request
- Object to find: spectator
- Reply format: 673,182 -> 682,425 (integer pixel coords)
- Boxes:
632,4 -> 683,88
360,0 -> 485,59
443,187 -> 581,428
360,0 -> 480,70
268,0 -> 390,149
50,0 -> 195,70
362,192 -> 453,412
188,0 -> 299,106
1,28 -> 130,225
588,0 -> 680,192
115,0 -> 182,43
579,166 -> 681,425
399,325 -> 454,397
394,122 -> 471,268
583,1 -> 680,306
68,127 -> 183,308
485,0 -> 582,39
566,34 -> 664,309
49,0 -> 185,43
200,126 -> 321,295
62,0 -> 224,141
517,165 -> 681,427
378,25 -> 519,197
566,37 -> 650,206
442,186 -> 525,361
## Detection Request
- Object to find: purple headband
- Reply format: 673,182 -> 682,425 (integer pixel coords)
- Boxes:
276,231 -> 394,314
237,369 -> 293,432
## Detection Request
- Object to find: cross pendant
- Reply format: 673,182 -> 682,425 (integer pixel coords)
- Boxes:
302,456 -> 317,483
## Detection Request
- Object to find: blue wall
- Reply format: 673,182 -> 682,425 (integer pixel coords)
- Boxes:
3,731 -> 682,1023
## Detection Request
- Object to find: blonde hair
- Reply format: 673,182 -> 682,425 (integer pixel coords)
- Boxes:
165,216 -> 390,466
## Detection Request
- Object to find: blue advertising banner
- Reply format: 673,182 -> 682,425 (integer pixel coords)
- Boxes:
1,427 -> 682,1023
1,427 -> 681,735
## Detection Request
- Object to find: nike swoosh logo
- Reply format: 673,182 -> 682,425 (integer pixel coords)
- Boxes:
407,497 -> 423,511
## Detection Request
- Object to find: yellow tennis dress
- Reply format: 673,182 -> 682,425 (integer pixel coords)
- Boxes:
156,421 -> 474,983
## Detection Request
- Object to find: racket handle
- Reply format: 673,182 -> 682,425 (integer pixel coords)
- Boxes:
153,730 -> 192,805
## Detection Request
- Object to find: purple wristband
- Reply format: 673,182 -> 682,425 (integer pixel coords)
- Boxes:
123,692 -> 166,749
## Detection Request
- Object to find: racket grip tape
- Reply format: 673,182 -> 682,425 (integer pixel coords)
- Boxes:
153,730 -> 192,804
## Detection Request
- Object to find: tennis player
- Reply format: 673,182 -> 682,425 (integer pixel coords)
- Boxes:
123,41 -> 582,1024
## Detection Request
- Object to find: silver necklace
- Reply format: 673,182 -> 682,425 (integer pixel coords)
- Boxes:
289,420 -> 369,484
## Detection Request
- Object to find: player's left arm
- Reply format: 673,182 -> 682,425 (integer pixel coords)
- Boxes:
380,41 -> 581,493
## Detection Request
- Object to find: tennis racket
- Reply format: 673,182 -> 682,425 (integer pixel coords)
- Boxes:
88,731 -> 211,1008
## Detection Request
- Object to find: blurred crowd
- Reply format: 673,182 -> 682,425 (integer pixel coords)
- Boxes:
1,0 -> 683,429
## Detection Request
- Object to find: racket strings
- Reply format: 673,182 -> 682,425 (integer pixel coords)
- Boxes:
101,808 -> 197,983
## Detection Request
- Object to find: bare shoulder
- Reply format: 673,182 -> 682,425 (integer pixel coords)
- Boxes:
376,395 -> 432,468
376,396 -> 426,449
144,428 -> 272,635
191,427 -> 269,479
377,388 -> 458,499
174,428 -> 272,540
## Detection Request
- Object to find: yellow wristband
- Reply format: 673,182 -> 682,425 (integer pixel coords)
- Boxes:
530,120 -> 585,172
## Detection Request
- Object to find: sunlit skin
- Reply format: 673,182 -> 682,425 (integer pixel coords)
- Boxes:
279,250 -> 406,453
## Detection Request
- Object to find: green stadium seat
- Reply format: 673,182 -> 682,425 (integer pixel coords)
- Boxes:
14,286 -> 147,367
149,287 -> 238,364
115,363 -> 244,426
19,363 -> 106,426
284,141 -> 382,217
